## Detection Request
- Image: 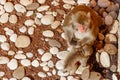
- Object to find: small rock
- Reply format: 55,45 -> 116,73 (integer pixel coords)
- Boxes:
35,18 -> 41,25
28,27 -> 34,35
58,70 -> 69,76
4,2 -> 14,12
21,59 -> 31,66
0,13 -> 9,23
0,0 -> 6,5
51,0 -> 59,6
1,42 -> 10,51
41,14 -> 54,25
14,4 -> 26,13
8,50 -> 15,56
67,76 -> 74,80
49,47 -> 59,54
9,15 -> 18,24
52,69 -> 56,75
26,52 -> 33,58
14,53 -> 26,59
26,11 -> 33,17
22,77 -> 31,80
81,68 -> 90,80
7,59 -> 18,70
38,72 -> 46,78
51,21 -> 60,29
96,52 -> 100,63
37,5 -> 49,12
106,3 -> 119,12
90,0 -> 97,7
48,39 -> 61,48
20,0 -> 33,6
63,0 -> 76,5
88,71 -> 102,80
98,33 -> 104,41
104,44 -> 117,55
36,13 -> 43,18
15,35 -> 31,48
13,66 -> 25,79
19,26 -> 27,33
105,34 -> 117,44
10,34 -> 17,42
55,60 -> 64,70
47,72 -> 52,76
97,0 -> 110,8
100,51 -> 110,68
105,15 -> 113,26
31,59 -> 39,67
26,3 -> 39,10
47,60 -> 54,68
77,0 -> 90,5
60,76 -> 66,80
57,51 -> 69,59
42,30 -> 54,37
56,9 -> 65,15
110,64 -> 117,72
41,52 -> 52,61
24,19 -> 34,26
0,56 -> 9,64
0,71 -> 5,77
110,20 -> 119,34
63,4 -> 72,10
109,11 -> 117,19
0,5 -> 5,15
43,66 -> 49,71
37,48 -> 45,55
37,0 -> 46,4
0,35 -> 7,43
40,61 -> 47,67
112,74 -> 118,80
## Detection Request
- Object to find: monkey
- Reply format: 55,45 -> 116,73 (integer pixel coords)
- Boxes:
62,5 -> 104,74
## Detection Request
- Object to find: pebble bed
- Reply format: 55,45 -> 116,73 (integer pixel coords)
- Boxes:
0,0 -> 119,80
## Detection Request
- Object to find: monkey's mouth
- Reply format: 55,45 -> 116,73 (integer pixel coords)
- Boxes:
77,24 -> 87,33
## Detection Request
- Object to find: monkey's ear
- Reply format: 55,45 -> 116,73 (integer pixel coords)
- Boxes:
86,12 -> 91,18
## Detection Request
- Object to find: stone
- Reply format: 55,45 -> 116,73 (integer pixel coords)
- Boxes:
31,59 -> 39,67
100,51 -> 110,68
19,26 -> 27,33
37,5 -> 49,12
37,0 -> 46,4
41,52 -> 52,61
1,42 -> 10,51
24,19 -> 34,26
14,53 -> 26,59
41,14 -> 54,25
26,11 -> 33,17
105,34 -> 117,44
49,47 -> 59,54
0,5 -> 5,15
110,20 -> 119,34
13,66 -> 25,79
42,30 -> 54,37
88,71 -> 102,80
9,15 -> 18,24
81,68 -> 90,80
10,34 -> 17,42
21,59 -> 31,66
20,0 -> 33,6
55,60 -> 64,70
48,39 -> 61,48
0,0 -> 6,5
26,3 -> 39,10
47,60 -> 54,68
98,0 -> 110,8
7,59 -> 18,70
4,2 -> 14,12
63,0 -> 76,5
43,66 -> 49,71
14,4 -> 26,13
77,0 -> 90,5
0,13 -> 9,23
0,35 -> 6,42
15,35 -> 31,48
22,77 -> 31,80
38,72 -> 46,78
56,9 -> 65,15
105,15 -> 113,26
51,21 -> 60,29
56,51 -> 69,59
0,56 -> 9,64
28,27 -> 34,35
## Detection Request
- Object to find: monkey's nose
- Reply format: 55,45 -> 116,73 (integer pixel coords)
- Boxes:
70,38 -> 77,45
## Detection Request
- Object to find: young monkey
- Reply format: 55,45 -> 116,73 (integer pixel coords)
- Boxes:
62,5 -> 104,74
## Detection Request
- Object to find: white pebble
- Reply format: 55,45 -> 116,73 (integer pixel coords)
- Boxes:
20,0 -> 33,6
24,19 -> 34,26
50,47 -> 59,54
52,69 -> 56,75
28,27 -> 34,35
15,35 -> 31,48
42,30 -> 54,37
0,5 -> 5,15
58,70 -> 69,76
51,0 -> 59,6
4,2 -> 14,12
8,50 -> 15,55
57,51 -> 69,60
36,13 -> 43,18
40,61 -> 47,67
37,48 -> 45,55
100,51 -> 110,68
9,15 -> 17,24
0,71 -> 5,77
21,59 -> 31,66
0,13 -> 9,23
77,0 -> 90,5
9,78 -> 17,80
112,74 -> 118,80
5,28 -> 14,36
47,60 -> 54,68
14,53 -> 26,59
43,66 -> 49,71
35,18 -> 41,25
22,77 -> 31,80
31,59 -> 39,67
63,0 -> 76,5
110,20 -> 119,34
26,52 -> 33,58
61,32 -> 67,40
16,50 -> 23,54
51,21 -> 60,29
63,4 -> 72,9
7,59 -> 18,70
0,35 -> 6,42
67,76 -> 74,80
19,26 -> 27,33
41,14 -> 54,25
41,52 -> 52,61
38,72 -> 46,78
60,76 -> 66,80
14,4 -> 26,13
0,0 -> 6,5
37,5 -> 49,12
47,72 -> 52,76
37,0 -> 46,4
1,42 -> 10,51
55,60 -> 64,70
0,56 -> 9,64
26,11 -> 33,17
10,34 -> 17,42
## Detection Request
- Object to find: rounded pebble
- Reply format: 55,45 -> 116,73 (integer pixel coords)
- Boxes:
43,66 -> 49,71
48,39 -> 61,48
42,30 -> 54,37
24,19 -> 34,26
50,47 -> 59,54
37,5 -> 49,12
100,51 -> 110,68
26,52 -> 33,58
21,59 -> 31,66
47,60 -> 54,68
0,0 -> 6,5
20,0 -> 33,6
57,51 -> 69,59
105,15 -> 113,26
19,26 -> 27,33
0,5 -> 5,15
31,59 -> 39,67
22,77 -> 31,80
37,48 -> 45,55
110,20 -> 119,34
14,4 -> 26,13
41,14 -> 54,25
0,56 -> 9,64
97,0 -> 110,8
55,60 -> 64,70
4,2 -> 14,12
51,21 -> 60,29
10,34 -> 17,42
38,72 -> 46,78
9,15 -> 18,24
9,78 -> 17,80
0,13 -> 9,23
1,42 -> 10,51
14,53 -> 26,59
60,76 -> 66,80
37,0 -> 46,4
41,52 -> 52,61
63,0 -> 76,5
15,35 -> 31,48
26,3 -> 39,10
26,11 -> 33,17
28,27 -> 34,35
8,50 -> 15,55
7,59 -> 18,70
0,35 -> 7,42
